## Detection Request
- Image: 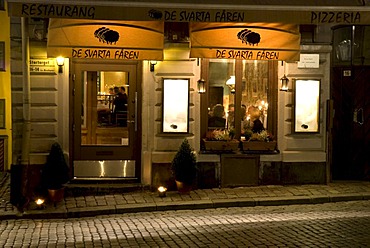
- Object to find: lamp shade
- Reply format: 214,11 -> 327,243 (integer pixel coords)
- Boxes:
226,76 -> 235,93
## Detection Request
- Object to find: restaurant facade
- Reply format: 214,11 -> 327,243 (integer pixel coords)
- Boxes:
1,0 -> 370,198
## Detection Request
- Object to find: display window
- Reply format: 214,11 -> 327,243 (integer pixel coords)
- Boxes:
201,59 -> 278,143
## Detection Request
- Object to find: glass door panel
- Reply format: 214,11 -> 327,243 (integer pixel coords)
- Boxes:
81,71 -> 130,146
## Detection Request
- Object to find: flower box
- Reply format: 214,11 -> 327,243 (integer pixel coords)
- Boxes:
242,141 -> 277,151
202,139 -> 240,152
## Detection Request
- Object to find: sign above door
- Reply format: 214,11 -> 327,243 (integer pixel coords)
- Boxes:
7,1 -> 370,24
47,19 -> 164,60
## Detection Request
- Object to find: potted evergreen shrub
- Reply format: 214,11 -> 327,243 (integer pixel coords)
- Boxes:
41,142 -> 69,205
171,138 -> 197,194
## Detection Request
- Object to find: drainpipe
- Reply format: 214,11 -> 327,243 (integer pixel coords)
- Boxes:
20,17 -> 31,200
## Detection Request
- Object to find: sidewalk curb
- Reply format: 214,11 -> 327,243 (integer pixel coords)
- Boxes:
1,194 -> 369,220
255,196 -> 311,206
0,211 -> 18,220
329,193 -> 364,202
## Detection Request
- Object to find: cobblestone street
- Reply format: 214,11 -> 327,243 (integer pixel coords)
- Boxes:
1,200 -> 369,247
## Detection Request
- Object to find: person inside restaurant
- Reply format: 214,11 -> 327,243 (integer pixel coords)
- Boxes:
208,104 -> 226,129
113,86 -> 128,126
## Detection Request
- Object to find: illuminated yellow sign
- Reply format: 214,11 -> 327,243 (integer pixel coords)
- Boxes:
8,3 -> 370,24
190,23 -> 301,61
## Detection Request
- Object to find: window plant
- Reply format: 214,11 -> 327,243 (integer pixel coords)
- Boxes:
242,130 -> 276,151
203,129 -> 240,152
171,138 -> 197,193
205,129 -> 234,141
248,130 -> 274,142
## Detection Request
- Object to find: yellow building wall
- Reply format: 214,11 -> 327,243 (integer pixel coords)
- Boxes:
0,4 -> 12,171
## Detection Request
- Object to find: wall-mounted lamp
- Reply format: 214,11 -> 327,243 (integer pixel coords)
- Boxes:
226,75 -> 236,94
197,78 -> 206,94
56,56 -> 65,73
150,61 -> 157,72
280,74 -> 289,91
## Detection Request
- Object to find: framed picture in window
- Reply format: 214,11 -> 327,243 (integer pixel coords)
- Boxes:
293,79 -> 321,133
162,78 -> 189,133
0,42 -> 5,71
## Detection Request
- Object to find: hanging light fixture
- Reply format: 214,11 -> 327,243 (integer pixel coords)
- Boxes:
280,74 -> 289,91
197,78 -> 206,94
280,61 -> 289,91
226,75 -> 235,94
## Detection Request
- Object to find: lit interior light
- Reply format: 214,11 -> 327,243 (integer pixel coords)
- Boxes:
226,76 -> 236,94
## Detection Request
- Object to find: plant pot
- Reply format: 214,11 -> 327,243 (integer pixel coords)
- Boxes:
242,141 -> 277,151
48,187 -> 65,205
202,139 -> 240,152
175,180 -> 192,194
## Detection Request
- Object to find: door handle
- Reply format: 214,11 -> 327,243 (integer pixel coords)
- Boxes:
127,92 -> 138,131
353,108 -> 364,125
134,92 -> 138,131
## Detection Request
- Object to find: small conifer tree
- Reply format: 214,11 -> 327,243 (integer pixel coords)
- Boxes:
171,138 -> 197,185
41,142 -> 69,190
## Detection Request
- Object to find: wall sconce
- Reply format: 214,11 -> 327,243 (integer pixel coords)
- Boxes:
197,78 -> 206,94
226,75 -> 235,94
56,56 -> 65,73
158,186 -> 167,197
150,61 -> 157,72
280,74 -> 289,91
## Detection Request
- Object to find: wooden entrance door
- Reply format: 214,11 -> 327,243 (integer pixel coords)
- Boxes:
71,60 -> 142,180
331,67 -> 370,180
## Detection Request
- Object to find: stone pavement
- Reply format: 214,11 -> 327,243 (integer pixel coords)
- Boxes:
1,172 -> 370,220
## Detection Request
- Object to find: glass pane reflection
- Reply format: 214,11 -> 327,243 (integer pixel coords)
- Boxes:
241,60 -> 269,137
207,60 -> 235,131
81,71 -> 129,146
